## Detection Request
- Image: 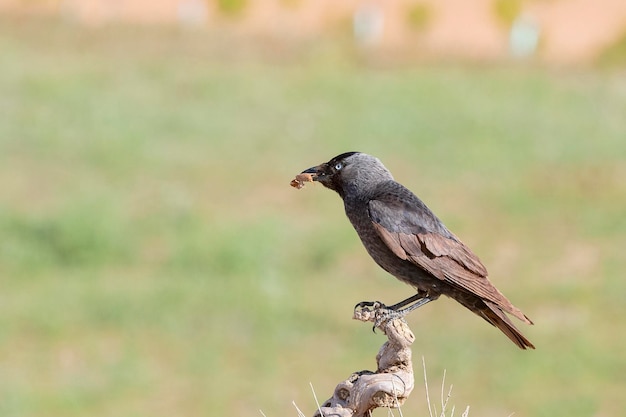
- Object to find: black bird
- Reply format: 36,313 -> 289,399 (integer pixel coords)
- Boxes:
300,152 -> 534,349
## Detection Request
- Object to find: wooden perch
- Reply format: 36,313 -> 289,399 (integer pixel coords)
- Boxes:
312,304 -> 415,417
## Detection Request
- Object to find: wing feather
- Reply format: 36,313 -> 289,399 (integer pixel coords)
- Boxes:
368,195 -> 531,324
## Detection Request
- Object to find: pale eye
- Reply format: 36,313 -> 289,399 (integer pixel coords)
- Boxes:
335,163 -> 343,170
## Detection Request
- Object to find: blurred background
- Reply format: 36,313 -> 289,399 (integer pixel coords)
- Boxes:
0,1 -> 625,416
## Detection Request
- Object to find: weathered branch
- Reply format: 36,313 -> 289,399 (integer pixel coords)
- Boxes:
312,305 -> 415,417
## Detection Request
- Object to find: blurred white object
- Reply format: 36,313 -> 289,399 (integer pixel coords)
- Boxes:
177,0 -> 208,27
509,13 -> 540,58
353,2 -> 384,46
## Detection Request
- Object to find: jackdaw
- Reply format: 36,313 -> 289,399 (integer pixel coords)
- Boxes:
299,152 -> 534,349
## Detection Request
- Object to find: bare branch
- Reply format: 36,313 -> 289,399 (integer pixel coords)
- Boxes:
311,305 -> 415,417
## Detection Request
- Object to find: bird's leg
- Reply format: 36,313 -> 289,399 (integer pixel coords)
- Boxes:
389,290 -> 440,314
354,291 -> 439,331
354,290 -> 430,315
387,291 -> 430,310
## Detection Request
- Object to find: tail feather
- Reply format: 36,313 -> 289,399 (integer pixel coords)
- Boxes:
503,301 -> 534,326
479,300 -> 535,350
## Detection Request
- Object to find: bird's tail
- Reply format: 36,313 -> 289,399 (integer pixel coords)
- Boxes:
477,300 -> 535,349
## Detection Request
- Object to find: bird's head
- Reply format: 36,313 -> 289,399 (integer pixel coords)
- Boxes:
301,152 -> 393,198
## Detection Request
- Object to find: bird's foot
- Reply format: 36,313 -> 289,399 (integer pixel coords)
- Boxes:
353,300 -> 384,322
354,301 -> 407,332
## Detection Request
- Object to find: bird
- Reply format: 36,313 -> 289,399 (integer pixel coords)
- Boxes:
299,152 -> 535,349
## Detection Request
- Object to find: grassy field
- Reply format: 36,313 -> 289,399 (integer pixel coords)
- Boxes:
0,18 -> 625,417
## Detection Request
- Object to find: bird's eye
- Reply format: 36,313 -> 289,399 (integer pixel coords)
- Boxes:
335,163 -> 343,171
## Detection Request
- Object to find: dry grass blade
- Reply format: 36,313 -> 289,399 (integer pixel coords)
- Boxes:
422,356 -> 469,417
440,369 -> 455,417
292,401 -> 307,417
390,376 -> 404,417
423,356 -> 434,417
309,382 -> 324,417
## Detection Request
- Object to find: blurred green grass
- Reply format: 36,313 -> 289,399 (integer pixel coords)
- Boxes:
1,18 -> 625,417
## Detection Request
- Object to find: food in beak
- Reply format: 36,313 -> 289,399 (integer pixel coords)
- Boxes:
290,173 -> 315,189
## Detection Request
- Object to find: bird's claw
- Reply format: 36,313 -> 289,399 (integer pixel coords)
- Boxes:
354,300 -> 384,310
372,307 -> 405,330
353,301 -> 405,332
353,301 -> 385,330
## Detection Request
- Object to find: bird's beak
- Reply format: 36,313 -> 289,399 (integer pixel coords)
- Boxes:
301,164 -> 325,181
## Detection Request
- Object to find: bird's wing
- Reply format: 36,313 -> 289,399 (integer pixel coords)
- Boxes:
368,196 -> 520,313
